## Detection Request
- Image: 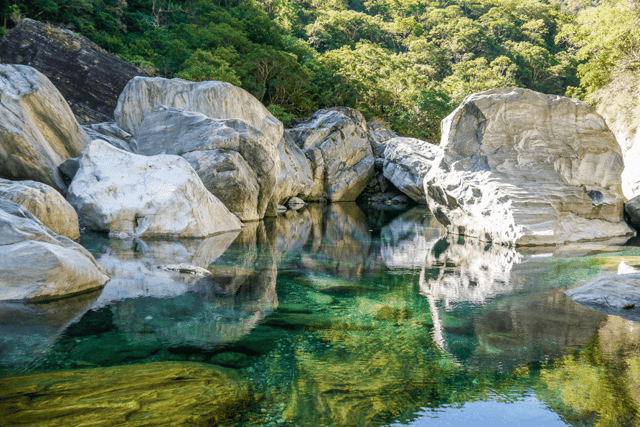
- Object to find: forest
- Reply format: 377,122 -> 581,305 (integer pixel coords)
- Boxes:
0,0 -> 638,140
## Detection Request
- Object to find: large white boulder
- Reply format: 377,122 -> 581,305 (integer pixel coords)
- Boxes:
114,76 -> 283,146
276,132 -> 313,205
0,178 -> 80,240
0,198 -> 108,301
382,137 -> 440,204
68,140 -> 243,238
424,88 -> 634,246
0,64 -> 89,192
287,108 -> 375,201
137,105 -> 279,221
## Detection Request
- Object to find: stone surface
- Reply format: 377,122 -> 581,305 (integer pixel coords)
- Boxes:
67,139 -> 243,238
137,105 -> 279,221
566,273 -> 640,321
626,195 -> 640,231
277,131 -> 313,204
0,19 -> 149,124
383,137 -> 440,204
0,198 -> 108,301
115,76 -> 283,146
0,178 -> 80,240
0,64 -> 89,193
83,122 -> 137,153
0,362 -> 251,426
288,108 -> 375,201
287,196 -> 306,210
424,87 -> 634,246
368,122 -> 398,157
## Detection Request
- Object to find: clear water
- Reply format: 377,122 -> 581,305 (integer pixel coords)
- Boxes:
1,203 -> 640,426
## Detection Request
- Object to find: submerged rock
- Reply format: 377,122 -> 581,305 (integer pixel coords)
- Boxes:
0,64 -> 89,193
566,273 -> 640,321
288,108 -> 375,201
0,178 -> 80,240
137,105 -> 278,221
0,361 -> 251,426
0,19 -> 148,124
68,140 -> 243,238
0,198 -> 108,301
424,87 -> 634,246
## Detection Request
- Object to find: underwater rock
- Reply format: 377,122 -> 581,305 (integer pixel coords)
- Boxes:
0,178 -> 80,240
68,140 -> 243,238
0,361 -> 251,426
565,272 -> 640,321
424,87 -> 634,246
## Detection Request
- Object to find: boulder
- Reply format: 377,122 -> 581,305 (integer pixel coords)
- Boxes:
288,108 -> 375,201
114,76 -> 283,146
368,122 -> 398,158
83,122 -> 137,153
0,19 -> 149,124
0,178 -> 80,240
383,137 -> 440,204
566,273 -> 640,321
0,64 -> 89,192
626,195 -> 640,231
424,88 -> 634,246
276,131 -> 313,204
0,198 -> 108,301
67,140 -> 243,238
137,105 -> 279,221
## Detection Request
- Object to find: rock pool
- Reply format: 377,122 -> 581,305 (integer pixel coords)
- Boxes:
1,203 -> 639,426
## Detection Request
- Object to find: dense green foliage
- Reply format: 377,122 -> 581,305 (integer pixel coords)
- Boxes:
0,0 -> 631,140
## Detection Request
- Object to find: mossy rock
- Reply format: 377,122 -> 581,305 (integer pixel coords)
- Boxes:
0,361 -> 252,426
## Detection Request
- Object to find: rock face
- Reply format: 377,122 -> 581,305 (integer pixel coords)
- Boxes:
626,195 -> 640,231
277,131 -> 314,205
0,178 -> 80,240
566,273 -> 640,321
83,122 -> 137,153
114,76 -> 283,146
0,198 -> 108,301
288,108 -> 375,201
424,88 -> 634,246
137,105 -> 279,221
0,19 -> 149,124
368,122 -> 398,158
68,140 -> 243,238
0,64 -> 89,193
383,137 -> 440,204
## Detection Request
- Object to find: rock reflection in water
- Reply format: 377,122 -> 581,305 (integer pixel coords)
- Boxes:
380,206 -> 445,270
0,290 -> 101,367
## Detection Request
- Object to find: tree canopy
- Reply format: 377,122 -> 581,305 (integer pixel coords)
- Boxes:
0,0 -> 628,140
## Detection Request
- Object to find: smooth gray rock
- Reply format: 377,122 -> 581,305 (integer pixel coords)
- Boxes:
0,178 -> 80,240
383,137 -> 440,204
287,197 -> 306,210
137,105 -> 278,221
82,122 -> 137,153
566,273 -> 640,320
625,195 -> 640,231
0,198 -> 108,301
288,108 -> 375,201
368,122 -> 398,157
114,77 -> 283,147
424,87 -> 634,246
0,64 -> 89,193
277,131 -> 313,205
58,158 -> 79,184
67,140 -> 243,238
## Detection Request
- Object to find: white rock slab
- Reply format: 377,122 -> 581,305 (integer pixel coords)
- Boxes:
68,140 -> 242,238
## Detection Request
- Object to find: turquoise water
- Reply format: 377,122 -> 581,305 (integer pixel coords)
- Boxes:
1,203 -> 640,426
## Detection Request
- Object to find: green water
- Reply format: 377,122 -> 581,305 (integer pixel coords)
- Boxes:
1,203 -> 640,426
